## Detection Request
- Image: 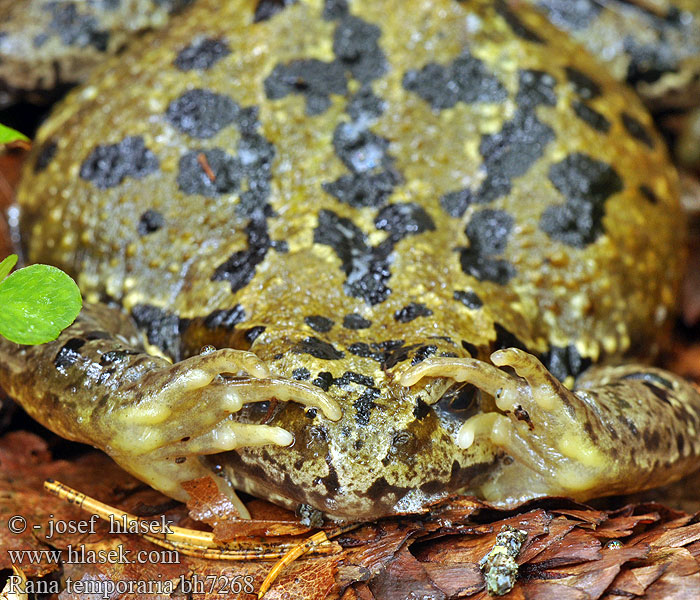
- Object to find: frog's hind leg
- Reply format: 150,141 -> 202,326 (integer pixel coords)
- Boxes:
0,303 -> 341,514
401,348 -> 700,506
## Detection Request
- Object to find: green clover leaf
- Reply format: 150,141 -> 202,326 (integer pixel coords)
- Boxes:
0,254 -> 17,281
0,123 -> 29,145
0,256 -> 82,345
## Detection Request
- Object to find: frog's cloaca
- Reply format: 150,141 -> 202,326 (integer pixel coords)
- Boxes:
0,0 -> 194,108
3,0 -> 700,520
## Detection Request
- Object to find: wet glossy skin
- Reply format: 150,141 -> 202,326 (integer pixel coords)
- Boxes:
3,0 -> 700,521
0,0 -> 193,107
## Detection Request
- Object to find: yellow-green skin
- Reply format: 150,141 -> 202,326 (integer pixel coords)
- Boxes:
3,0 -> 700,521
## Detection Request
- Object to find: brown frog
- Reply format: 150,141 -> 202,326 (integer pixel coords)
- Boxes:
1,0 -> 700,521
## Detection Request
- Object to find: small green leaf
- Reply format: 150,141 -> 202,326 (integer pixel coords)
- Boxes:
0,254 -> 17,281
0,264 -> 82,345
0,123 -> 29,145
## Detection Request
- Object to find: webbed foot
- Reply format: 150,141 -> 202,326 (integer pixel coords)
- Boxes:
400,348 -> 608,504
100,349 -> 341,510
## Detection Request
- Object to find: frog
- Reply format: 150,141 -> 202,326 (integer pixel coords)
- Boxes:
0,0 -> 195,108
2,0 -> 700,522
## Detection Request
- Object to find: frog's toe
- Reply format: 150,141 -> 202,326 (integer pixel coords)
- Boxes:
113,353 -> 340,452
400,349 -> 607,502
234,377 -> 342,421
163,419 -> 294,457
172,347 -> 271,387
104,350 -> 341,505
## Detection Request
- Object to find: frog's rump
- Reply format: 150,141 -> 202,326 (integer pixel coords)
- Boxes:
1,0 -> 700,520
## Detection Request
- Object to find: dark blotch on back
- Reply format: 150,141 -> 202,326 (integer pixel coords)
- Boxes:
394,302 -> 433,323
494,0 -> 544,43
34,140 -> 57,173
459,209 -> 516,285
137,209 -> 165,235
330,124 -> 392,179
323,82 -> 395,209
413,398 -> 430,420
233,131 -> 276,218
100,349 -> 138,366
264,59 -> 347,116
322,454 -> 340,493
174,37 -> 230,71
384,343 -> 422,370
253,0 -> 297,22
476,105 -> 556,200
212,218 -> 271,293
177,148 -> 241,196
573,101 -> 611,133
565,66 -> 601,100
621,113 -> 655,148
516,69 -> 557,109
323,116 -> 399,209
131,304 -> 188,361
313,371 -> 334,390
323,171 -> 399,209
343,314 -> 371,329
347,339 -> 406,364
375,202 -> 435,239
314,209 -> 392,305
440,76 -> 556,213
461,340 -> 479,358
294,337 -> 345,360
80,136 -> 158,189
347,85 -> 385,121
643,428 -> 661,452
292,367 -> 310,380
204,305 -> 246,330
245,326 -> 266,344
323,0 -> 348,20
334,371 -> 375,388
54,338 -> 86,374
454,290 -> 483,310
403,50 -> 508,110
623,23 -> 683,87
621,371 -> 674,389
540,153 -> 623,248
494,323 -> 528,352
465,209 -> 513,255
467,110 -> 555,206
45,2 -> 110,51
354,387 -> 379,425
677,433 -> 686,455
305,316 -> 334,333
333,15 -> 387,83
639,185 -> 658,204
166,89 -> 238,139
412,344 -> 438,365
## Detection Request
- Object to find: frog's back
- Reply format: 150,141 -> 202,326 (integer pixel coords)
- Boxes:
18,0 -> 682,377
9,0 -> 695,520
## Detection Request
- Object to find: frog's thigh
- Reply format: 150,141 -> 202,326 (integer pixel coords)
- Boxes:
401,349 -> 700,505
0,303 -> 340,513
